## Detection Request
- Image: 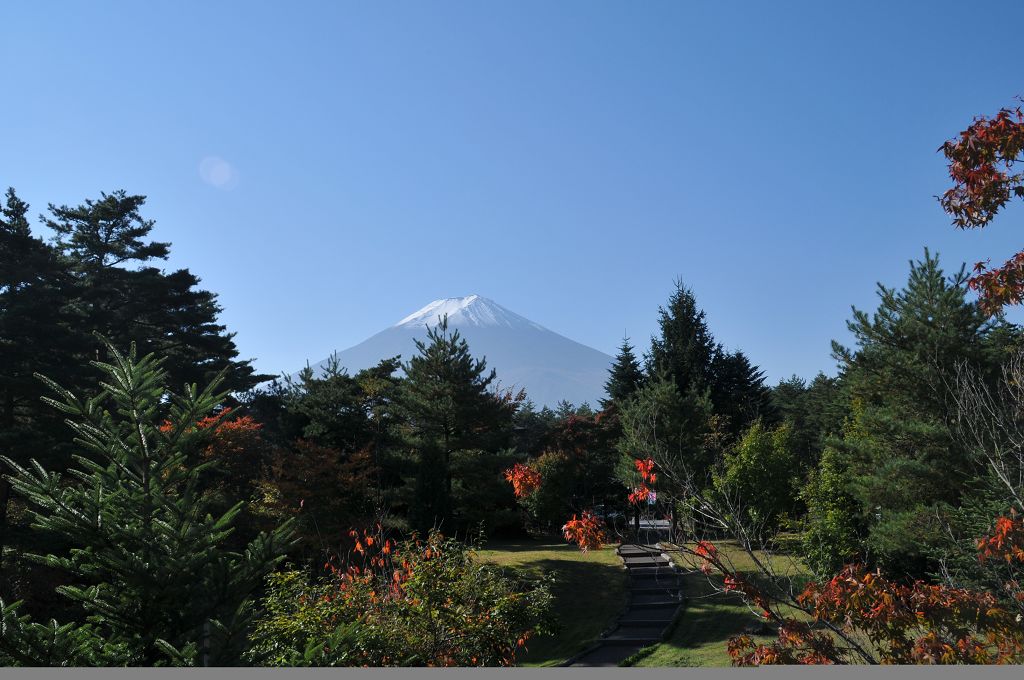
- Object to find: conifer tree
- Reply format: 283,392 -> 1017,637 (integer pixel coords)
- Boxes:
602,336 -> 645,408
710,349 -> 774,436
828,250 -> 1017,576
0,341 -> 294,665
44,190 -> 266,394
0,188 -> 82,572
647,281 -> 717,396
398,317 -> 513,532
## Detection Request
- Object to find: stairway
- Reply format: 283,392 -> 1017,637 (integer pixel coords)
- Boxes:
564,543 -> 683,667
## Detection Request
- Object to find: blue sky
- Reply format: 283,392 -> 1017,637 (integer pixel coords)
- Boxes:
4,1 -> 1023,385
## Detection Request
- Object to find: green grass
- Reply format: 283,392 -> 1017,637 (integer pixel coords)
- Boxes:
477,538 -> 628,666
628,540 -> 811,667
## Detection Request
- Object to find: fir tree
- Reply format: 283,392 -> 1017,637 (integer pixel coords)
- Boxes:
0,341 -> 294,665
646,280 -> 771,437
602,336 -> 645,408
647,280 -> 717,396
710,349 -> 774,436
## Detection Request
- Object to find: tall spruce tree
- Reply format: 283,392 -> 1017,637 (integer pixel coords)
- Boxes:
647,281 -> 717,397
399,317 -> 514,532
0,341 -> 294,665
646,280 -> 770,437
710,349 -> 774,436
602,337 -> 645,408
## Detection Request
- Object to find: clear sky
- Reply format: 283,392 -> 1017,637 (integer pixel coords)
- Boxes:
4,1 -> 1024,385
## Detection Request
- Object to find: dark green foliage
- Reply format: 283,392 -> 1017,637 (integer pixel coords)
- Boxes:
1,187 -> 274,613
770,373 -> 846,470
44,191 -> 170,267
602,337 -> 645,408
710,349 -> 775,436
646,281 -> 771,439
648,281 -> 717,399
827,250 -> 1014,576
516,409 -> 624,530
451,448 -> 522,536
43,191 -> 267,396
510,400 -> 557,456
617,375 -> 715,489
284,356 -> 402,453
0,190 -> 83,470
0,341 -> 294,665
398,317 -> 517,533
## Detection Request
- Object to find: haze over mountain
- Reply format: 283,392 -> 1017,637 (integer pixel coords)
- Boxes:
299,295 -> 614,408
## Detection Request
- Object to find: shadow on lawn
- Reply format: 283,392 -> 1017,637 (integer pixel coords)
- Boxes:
514,557 -> 628,666
629,573 -> 771,667
481,540 -> 578,554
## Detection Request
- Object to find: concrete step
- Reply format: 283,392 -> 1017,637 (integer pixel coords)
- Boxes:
568,643 -> 643,667
599,635 -> 661,646
618,618 -> 676,627
620,604 -> 682,622
630,581 -> 679,593
612,622 -> 670,636
630,592 -> 683,606
623,559 -> 671,569
619,545 -> 662,556
607,624 -> 665,639
628,566 -> 679,577
629,573 -> 682,584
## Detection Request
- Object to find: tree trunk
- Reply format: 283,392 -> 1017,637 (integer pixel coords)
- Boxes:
0,478 -> 9,578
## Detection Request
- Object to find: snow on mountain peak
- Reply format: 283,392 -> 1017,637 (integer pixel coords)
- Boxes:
394,295 -> 546,331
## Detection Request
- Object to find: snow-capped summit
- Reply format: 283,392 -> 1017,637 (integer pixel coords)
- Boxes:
299,296 -> 614,408
395,295 -> 545,331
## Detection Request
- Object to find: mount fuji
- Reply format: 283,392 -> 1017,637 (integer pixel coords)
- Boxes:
299,295 -> 614,408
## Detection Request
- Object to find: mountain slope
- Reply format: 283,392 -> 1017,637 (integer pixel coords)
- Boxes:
301,296 -> 613,408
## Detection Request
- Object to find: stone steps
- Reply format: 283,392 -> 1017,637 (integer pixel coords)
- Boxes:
565,543 -> 684,667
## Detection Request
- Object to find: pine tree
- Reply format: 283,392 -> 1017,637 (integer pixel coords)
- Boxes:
44,190 -> 267,394
0,341 -> 294,665
399,317 -> 513,532
829,250 -> 1016,576
601,336 -> 645,408
771,373 -> 847,470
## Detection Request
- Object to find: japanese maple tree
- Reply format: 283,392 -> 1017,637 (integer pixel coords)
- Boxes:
941,102 -> 1024,312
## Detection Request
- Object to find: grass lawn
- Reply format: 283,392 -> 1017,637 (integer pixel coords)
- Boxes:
628,540 -> 811,667
477,538 -> 628,666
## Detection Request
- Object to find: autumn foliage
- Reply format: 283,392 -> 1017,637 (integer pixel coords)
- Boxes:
504,463 -> 541,498
248,528 -> 554,666
561,511 -> 606,552
977,511 -> 1024,566
719,514 -> 1024,665
941,104 -> 1024,312
628,457 -> 656,505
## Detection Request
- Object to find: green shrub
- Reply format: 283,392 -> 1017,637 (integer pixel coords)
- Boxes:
248,530 -> 555,666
